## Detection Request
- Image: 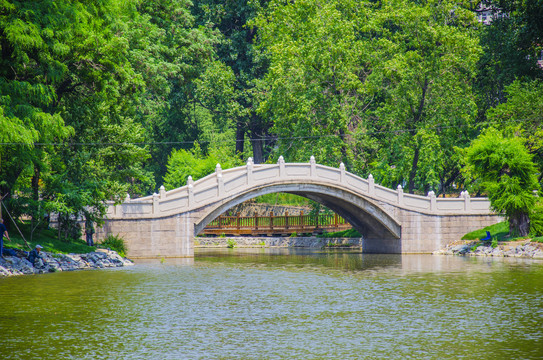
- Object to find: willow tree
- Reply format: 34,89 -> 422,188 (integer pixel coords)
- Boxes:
463,128 -> 539,236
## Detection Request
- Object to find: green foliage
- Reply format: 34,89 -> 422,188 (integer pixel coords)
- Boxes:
487,80 -> 543,176
1,0 -> 541,241
470,243 -> 483,252
462,222 -> 510,241
319,228 -> 361,238
254,0 -> 481,195
530,200 -> 543,237
99,234 -> 128,258
6,222 -> 95,254
463,128 -> 539,236
226,238 -> 236,248
253,193 -> 311,207
491,237 -> 498,249
163,144 -> 243,189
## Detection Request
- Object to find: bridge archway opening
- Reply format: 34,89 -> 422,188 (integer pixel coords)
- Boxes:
194,183 -> 401,244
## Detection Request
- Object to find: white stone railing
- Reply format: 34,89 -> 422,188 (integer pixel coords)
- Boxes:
106,156 -> 492,219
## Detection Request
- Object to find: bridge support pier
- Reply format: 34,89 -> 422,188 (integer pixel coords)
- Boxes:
97,212 -> 197,258
362,237 -> 402,254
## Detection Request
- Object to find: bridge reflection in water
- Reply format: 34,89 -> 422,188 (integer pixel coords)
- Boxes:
202,211 -> 352,236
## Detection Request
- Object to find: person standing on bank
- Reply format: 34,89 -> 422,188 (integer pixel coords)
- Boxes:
0,218 -> 11,258
85,218 -> 95,247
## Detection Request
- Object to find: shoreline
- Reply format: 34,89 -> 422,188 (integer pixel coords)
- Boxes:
433,240 -> 543,259
0,248 -> 133,277
195,236 -> 362,248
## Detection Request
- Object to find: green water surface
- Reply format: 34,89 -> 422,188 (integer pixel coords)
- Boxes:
1,249 -> 542,359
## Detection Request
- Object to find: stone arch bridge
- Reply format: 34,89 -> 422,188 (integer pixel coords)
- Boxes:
97,157 -> 500,258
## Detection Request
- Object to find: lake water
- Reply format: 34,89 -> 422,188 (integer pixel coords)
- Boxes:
1,248 -> 542,359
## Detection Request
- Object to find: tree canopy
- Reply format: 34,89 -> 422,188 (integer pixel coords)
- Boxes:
1,0 -> 542,240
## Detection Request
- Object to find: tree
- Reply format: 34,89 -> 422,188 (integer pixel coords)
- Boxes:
0,0 -> 153,239
463,128 -> 539,236
367,0 -> 481,194
487,79 -> 543,183
474,0 -> 543,119
193,0 -> 271,163
254,0 -> 482,194
163,144 -> 243,190
254,0 -> 375,168
123,0 -> 219,184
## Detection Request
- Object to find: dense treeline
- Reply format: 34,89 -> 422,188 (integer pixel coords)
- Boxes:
0,0 -> 542,239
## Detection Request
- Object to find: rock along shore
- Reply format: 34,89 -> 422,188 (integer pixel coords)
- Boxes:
433,240 -> 543,259
0,249 -> 133,277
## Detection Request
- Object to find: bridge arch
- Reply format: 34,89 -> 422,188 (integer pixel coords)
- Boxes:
194,182 -> 401,240
98,159 -> 499,257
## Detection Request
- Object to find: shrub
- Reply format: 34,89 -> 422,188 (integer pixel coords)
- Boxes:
100,234 -> 128,257
226,239 -> 236,248
530,200 -> 543,237
491,237 -> 498,248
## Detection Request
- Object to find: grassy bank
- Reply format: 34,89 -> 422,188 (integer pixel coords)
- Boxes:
319,228 -> 362,238
462,221 -> 542,243
4,222 -> 96,254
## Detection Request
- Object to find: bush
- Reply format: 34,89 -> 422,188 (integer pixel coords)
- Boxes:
530,200 -> 543,237
491,237 -> 498,248
100,234 -> 128,257
226,239 -> 236,248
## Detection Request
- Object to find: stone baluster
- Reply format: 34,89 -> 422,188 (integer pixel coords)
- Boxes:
463,190 -> 471,211
397,185 -> 404,205
310,155 -> 316,177
339,162 -> 345,183
216,163 -> 224,197
187,176 -> 194,207
368,174 -> 375,196
278,156 -> 285,178
246,157 -> 254,186
159,185 -> 166,199
428,191 -> 436,211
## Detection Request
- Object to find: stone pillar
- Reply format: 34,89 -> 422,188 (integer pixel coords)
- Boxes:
216,163 -> 224,197
462,191 -> 471,211
278,156 -> 285,178
368,174 -> 375,196
159,185 -> 166,199
428,191 -> 436,211
310,156 -> 316,177
187,176 -> 194,207
246,157 -> 254,186
340,162 -> 345,183
397,185 -> 404,205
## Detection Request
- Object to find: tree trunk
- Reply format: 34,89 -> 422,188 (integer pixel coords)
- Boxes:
235,121 -> 245,156
251,136 -> 264,164
437,169 -> 460,197
408,146 -> 420,194
31,165 -> 40,239
510,212 -> 530,237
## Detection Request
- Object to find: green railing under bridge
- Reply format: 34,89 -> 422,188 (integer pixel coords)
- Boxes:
201,212 -> 352,236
